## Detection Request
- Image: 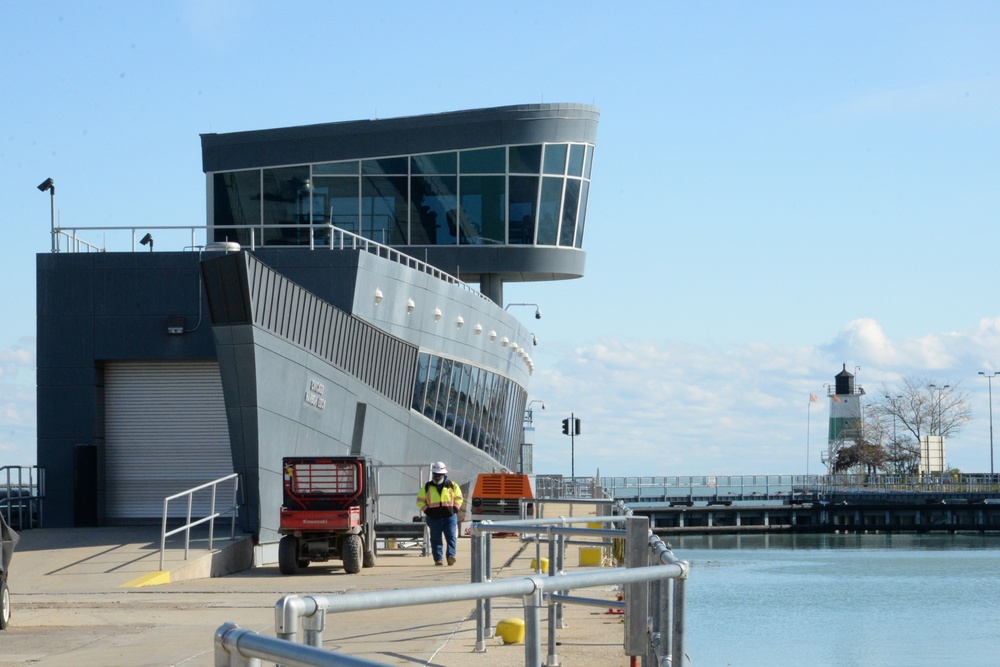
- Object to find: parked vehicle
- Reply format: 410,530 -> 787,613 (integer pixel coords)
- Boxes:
1,512 -> 18,629
278,457 -> 378,575
0,488 -> 38,532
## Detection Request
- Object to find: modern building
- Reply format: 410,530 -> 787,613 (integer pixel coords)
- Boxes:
36,104 -> 599,541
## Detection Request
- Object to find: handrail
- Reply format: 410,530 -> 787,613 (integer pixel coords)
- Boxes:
51,222 -> 493,304
231,513 -> 689,667
159,473 -> 240,570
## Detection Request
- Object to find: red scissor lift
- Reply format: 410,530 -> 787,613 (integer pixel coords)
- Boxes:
278,456 -> 377,575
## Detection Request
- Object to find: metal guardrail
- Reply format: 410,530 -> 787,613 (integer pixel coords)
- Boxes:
52,222 -> 493,305
214,509 -> 690,667
599,473 -> 1000,503
159,473 -> 240,571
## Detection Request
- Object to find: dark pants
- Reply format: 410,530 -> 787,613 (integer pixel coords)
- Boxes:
426,514 -> 458,562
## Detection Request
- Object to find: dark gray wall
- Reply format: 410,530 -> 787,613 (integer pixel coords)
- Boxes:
36,248 -> 372,527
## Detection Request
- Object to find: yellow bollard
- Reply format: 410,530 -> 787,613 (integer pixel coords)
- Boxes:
495,618 -> 525,644
530,557 -> 549,572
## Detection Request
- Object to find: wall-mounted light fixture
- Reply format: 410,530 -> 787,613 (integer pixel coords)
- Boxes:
406,298 -> 415,314
489,330 -> 497,342
511,342 -> 519,352
531,333 -> 538,346
373,289 -> 383,305
456,316 -> 464,329
474,324 -> 483,336
433,308 -> 442,321
501,336 -> 509,347
505,302 -> 541,319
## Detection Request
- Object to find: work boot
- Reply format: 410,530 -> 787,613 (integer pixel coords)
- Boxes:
447,556 -> 456,566
434,560 -> 444,566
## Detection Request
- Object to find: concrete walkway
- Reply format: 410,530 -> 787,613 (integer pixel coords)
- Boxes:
0,522 -> 629,666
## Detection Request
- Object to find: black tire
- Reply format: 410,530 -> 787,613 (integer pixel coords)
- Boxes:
342,534 -> 362,574
363,537 -> 377,568
0,579 -> 9,630
278,536 -> 300,575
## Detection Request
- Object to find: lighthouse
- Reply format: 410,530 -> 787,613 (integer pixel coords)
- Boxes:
825,364 -> 864,472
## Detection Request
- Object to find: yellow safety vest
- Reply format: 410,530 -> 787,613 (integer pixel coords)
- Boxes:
417,480 -> 464,515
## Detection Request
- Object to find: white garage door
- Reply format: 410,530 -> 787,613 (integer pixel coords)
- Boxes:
105,361 -> 233,520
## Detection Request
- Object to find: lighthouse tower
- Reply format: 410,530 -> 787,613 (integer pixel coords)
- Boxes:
825,364 -> 864,472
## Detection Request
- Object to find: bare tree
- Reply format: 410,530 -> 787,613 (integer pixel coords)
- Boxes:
867,377 -> 972,444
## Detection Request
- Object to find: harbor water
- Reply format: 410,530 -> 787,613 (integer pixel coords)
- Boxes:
672,532 -> 1000,666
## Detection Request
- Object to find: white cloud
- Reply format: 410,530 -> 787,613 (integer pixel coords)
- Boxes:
529,317 -> 1000,478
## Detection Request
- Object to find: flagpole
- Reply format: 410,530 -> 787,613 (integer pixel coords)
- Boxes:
807,399 -> 811,476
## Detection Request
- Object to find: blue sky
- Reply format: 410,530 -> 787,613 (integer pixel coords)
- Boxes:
2,1 -> 1000,477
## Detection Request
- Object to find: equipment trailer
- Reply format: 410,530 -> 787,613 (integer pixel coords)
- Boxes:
278,456 -> 377,575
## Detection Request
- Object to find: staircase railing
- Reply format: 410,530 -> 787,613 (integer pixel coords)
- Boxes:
159,473 -> 240,570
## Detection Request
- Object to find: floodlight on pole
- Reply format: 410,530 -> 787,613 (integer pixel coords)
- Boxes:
37,178 -> 56,252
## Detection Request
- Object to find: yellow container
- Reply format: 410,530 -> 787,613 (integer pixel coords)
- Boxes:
579,546 -> 605,566
495,617 -> 525,644
587,521 -> 602,529
530,557 -> 549,572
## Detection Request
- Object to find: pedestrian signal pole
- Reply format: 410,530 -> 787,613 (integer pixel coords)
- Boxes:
561,414 -> 581,479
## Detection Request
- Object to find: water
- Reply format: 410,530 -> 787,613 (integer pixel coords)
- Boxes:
671,533 -> 1000,666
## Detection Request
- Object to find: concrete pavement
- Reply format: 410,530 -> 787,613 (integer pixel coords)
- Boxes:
0,519 -> 630,666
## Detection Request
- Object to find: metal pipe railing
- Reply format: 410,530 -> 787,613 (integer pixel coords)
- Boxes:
159,473 -> 240,570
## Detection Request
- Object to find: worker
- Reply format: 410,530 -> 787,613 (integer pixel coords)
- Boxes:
416,461 -> 464,566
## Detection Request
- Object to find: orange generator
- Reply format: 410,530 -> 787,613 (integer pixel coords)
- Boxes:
466,471 -> 534,524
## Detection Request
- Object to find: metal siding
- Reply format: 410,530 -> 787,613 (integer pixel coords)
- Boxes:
105,361 -> 232,520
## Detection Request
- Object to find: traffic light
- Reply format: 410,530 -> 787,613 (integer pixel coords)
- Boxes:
561,418 -> 570,435
574,418 -> 581,435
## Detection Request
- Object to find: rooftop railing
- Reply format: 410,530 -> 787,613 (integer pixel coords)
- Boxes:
51,222 -> 491,303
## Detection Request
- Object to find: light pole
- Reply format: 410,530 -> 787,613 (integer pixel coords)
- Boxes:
37,178 -> 56,252
979,372 -> 999,476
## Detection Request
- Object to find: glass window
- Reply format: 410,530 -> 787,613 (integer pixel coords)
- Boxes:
262,166 -> 311,246
411,152 -> 456,175
575,180 -> 589,248
508,176 -> 539,245
584,145 -> 594,179
568,144 -> 585,177
543,144 -> 567,175
460,176 -> 505,245
362,176 -> 408,244
445,361 -> 464,432
454,363 -> 472,436
314,161 -> 359,175
362,157 -> 408,175
213,170 -> 260,245
559,179 -> 581,247
508,145 -> 541,174
434,358 -> 452,426
536,177 -> 563,246
412,353 -> 430,412
316,176 -> 359,236
410,175 -> 458,245
460,147 -> 505,174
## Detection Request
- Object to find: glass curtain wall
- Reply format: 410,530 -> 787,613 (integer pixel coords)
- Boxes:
411,351 -> 525,470
211,142 -> 592,254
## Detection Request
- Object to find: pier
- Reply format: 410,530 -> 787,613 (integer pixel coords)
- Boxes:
591,473 -> 1000,535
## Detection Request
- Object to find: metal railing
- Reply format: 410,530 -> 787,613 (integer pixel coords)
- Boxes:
159,473 -> 240,571
52,222 -> 493,306
0,466 -> 44,530
214,512 -> 689,667
600,473 -> 1000,503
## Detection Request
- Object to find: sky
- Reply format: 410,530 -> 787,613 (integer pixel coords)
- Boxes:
2,1 -> 1000,478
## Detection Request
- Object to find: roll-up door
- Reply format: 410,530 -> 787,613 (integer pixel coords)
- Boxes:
105,361 -> 232,520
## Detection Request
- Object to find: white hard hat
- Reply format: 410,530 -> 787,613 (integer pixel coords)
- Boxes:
431,461 -> 448,474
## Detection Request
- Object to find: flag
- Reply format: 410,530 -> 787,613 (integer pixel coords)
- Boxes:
809,394 -> 819,404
